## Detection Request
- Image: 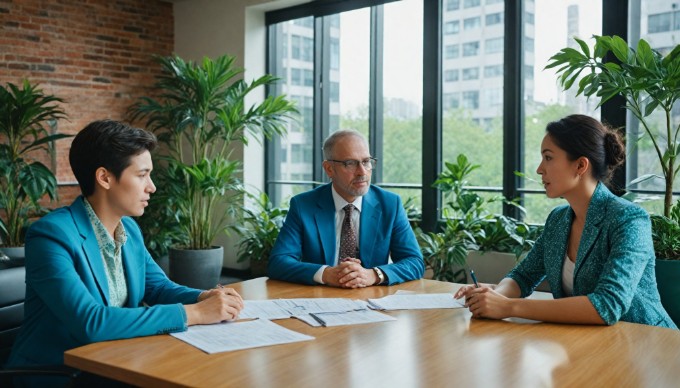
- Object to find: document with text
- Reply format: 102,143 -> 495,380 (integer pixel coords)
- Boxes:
239,298 -> 369,320
309,309 -> 397,327
170,319 -> 314,354
239,300 -> 292,320
367,293 -> 465,310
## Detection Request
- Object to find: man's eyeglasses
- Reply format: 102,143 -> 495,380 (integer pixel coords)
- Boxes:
327,158 -> 377,171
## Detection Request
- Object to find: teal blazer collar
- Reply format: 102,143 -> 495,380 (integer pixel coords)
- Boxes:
551,183 -> 613,294
70,196 -> 140,307
71,197 -> 111,305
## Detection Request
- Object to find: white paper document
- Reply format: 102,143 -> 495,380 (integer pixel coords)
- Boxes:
170,319 -> 314,354
239,298 -> 369,321
309,309 -> 397,327
293,314 -> 324,327
274,298 -> 369,315
239,300 -> 292,320
367,293 -> 464,310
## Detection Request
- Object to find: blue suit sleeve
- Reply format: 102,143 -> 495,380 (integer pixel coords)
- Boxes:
268,196 -> 324,284
377,196 -> 424,285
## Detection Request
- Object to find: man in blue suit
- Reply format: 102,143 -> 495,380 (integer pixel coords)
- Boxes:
268,130 -> 424,287
7,120 -> 244,371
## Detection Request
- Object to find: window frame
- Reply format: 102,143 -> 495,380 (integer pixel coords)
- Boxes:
265,0 -> 651,232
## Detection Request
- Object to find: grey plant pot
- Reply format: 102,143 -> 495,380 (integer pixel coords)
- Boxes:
169,246 -> 223,290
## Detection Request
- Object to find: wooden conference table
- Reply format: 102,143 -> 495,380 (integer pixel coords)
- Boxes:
64,278 -> 680,387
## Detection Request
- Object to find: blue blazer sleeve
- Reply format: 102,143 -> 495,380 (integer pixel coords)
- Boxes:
268,194 -> 327,284
7,200 -> 203,367
584,205 -> 657,325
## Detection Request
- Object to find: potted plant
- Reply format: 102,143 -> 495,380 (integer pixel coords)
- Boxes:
547,35 -> 680,325
133,168 -> 188,274
230,191 -> 288,278
418,154 -> 542,284
0,80 -> 69,266
130,54 -> 296,289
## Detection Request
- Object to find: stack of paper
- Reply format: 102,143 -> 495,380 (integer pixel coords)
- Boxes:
308,309 -> 396,327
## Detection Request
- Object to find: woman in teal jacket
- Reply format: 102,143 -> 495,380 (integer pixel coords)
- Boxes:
7,120 -> 244,370
455,114 -> 676,329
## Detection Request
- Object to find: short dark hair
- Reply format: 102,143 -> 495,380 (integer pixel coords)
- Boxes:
545,114 -> 625,183
69,120 -> 157,196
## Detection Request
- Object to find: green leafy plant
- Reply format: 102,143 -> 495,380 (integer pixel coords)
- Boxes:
230,191 -> 288,275
130,54 -> 297,250
134,169 -> 187,261
0,80 -> 70,247
546,35 -> 680,218
651,199 -> 680,260
418,154 -> 542,281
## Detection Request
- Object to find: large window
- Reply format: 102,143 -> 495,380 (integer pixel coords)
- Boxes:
442,0 -> 506,204
445,44 -> 460,59
381,0 -> 423,203
266,0 -> 421,207
522,0 -> 602,222
266,0 -> 672,231
627,0 -> 680,215
445,20 -> 461,35
267,16 -> 316,202
649,13 -> 671,33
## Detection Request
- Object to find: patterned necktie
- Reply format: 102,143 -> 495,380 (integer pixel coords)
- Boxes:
339,204 -> 358,260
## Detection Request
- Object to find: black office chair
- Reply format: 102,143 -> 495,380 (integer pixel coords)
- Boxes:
0,265 -> 81,387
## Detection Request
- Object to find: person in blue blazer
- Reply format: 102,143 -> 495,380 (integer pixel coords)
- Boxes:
268,130 -> 424,287
455,115 -> 676,329
7,120 -> 245,370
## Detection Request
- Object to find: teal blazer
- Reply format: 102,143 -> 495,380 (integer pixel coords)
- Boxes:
508,183 -> 677,328
268,183 -> 424,285
6,197 -> 202,367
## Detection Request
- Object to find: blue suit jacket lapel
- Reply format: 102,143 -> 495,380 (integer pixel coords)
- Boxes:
72,197 -> 111,306
359,189 -> 380,265
315,186 -> 337,266
574,183 -> 608,279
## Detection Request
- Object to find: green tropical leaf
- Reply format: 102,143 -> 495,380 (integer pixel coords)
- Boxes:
610,35 -> 631,62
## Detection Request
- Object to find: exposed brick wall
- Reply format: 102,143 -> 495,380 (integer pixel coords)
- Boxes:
0,0 -> 173,208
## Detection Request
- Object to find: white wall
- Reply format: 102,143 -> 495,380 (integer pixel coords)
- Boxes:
173,0 -> 309,269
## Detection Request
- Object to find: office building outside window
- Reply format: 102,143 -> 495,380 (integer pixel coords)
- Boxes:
626,0 -> 680,215
265,0 -> 676,227
442,0 -> 518,212
266,1 -> 421,206
522,0 -> 601,222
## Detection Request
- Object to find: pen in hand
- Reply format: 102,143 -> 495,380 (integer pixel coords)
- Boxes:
469,269 -> 480,288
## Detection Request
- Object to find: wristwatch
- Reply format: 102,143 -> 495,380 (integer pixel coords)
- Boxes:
373,267 -> 385,285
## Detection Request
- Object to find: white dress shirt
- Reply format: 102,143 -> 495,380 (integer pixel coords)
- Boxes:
313,186 -> 363,284
562,254 -> 575,296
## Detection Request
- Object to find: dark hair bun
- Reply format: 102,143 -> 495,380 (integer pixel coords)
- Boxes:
604,131 -> 625,169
